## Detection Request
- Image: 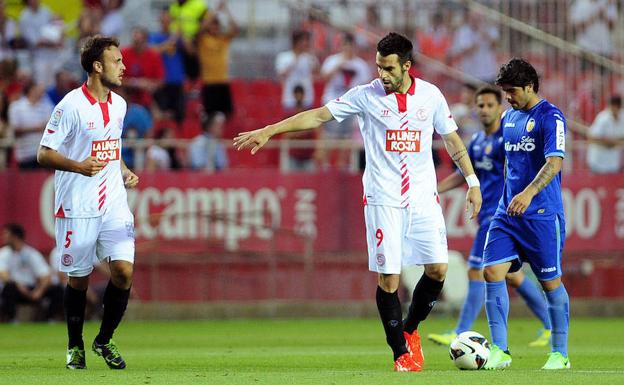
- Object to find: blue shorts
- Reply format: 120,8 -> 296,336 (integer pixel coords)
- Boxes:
468,221 -> 489,269
483,214 -> 565,281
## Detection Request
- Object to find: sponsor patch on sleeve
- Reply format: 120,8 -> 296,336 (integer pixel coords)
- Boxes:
556,119 -> 565,151
49,108 -> 63,127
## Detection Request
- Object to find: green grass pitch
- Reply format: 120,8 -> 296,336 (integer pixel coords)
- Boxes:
0,317 -> 622,385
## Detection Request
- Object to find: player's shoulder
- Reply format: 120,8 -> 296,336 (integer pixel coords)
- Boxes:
414,78 -> 443,96
469,131 -> 483,145
537,99 -> 566,121
110,90 -> 128,109
0,245 -> 10,259
53,87 -> 85,112
356,78 -> 385,97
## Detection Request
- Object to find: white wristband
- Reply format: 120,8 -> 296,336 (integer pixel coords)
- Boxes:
466,174 -> 480,188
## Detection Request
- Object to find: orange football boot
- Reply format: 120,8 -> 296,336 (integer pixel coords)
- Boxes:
404,330 -> 424,369
394,352 -> 422,372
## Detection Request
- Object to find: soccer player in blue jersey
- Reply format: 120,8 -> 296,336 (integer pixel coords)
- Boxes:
483,59 -> 570,370
428,85 -> 551,348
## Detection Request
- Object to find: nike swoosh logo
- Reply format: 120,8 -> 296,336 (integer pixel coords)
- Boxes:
460,341 -> 476,354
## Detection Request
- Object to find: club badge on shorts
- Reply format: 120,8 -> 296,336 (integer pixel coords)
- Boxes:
62,254 -> 73,266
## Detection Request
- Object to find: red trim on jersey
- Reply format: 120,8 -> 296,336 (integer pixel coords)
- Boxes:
393,76 -> 416,112
55,205 -> 65,218
99,102 -> 110,127
363,194 -> 368,205
81,83 -> 112,105
395,93 -> 407,113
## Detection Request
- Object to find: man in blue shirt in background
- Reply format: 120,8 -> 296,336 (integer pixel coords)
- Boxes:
428,85 -> 551,348
483,58 -> 569,370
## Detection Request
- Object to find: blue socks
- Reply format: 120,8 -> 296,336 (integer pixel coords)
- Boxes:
455,280 -> 485,333
516,278 -> 552,330
545,284 -> 570,357
485,280 -> 509,351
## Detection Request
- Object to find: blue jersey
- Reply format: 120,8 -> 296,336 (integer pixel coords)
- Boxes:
467,129 -> 505,224
496,99 -> 566,220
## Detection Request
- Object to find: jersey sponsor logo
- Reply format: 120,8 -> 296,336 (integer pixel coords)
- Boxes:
475,157 -> 494,171
526,118 -> 536,132
556,120 -> 565,151
49,108 -> 63,127
91,139 -> 120,162
504,122 -> 515,127
505,136 -> 536,152
385,130 -> 421,152
61,254 -> 73,266
416,108 -> 428,121
540,266 -> 557,273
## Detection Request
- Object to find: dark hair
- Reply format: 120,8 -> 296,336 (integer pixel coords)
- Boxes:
4,223 -> 25,240
292,30 -> 310,46
609,95 -> 622,108
343,32 -> 355,44
293,84 -> 305,94
495,58 -> 539,93
377,32 -> 413,65
475,85 -> 502,104
80,35 -> 120,74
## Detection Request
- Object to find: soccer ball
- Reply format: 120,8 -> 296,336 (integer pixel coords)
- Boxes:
449,331 -> 490,370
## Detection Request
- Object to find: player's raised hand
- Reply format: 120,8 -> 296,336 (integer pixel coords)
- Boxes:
78,156 -> 107,177
466,187 -> 482,220
233,127 -> 272,154
123,169 -> 139,188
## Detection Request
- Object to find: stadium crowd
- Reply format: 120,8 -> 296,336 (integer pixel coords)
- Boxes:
0,0 -> 621,175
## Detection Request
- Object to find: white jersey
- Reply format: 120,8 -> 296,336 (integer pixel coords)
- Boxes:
40,84 -> 128,218
326,77 -> 458,208
0,245 -> 50,287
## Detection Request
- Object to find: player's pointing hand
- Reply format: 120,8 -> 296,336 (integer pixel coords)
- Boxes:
79,156 -> 107,177
233,127 -> 272,154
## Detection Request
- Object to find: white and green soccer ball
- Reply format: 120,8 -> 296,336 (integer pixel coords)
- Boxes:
449,331 -> 491,370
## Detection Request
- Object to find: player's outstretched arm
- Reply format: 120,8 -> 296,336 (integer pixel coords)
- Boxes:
234,106 -> 334,154
441,131 -> 482,219
37,145 -> 106,177
507,156 -> 562,216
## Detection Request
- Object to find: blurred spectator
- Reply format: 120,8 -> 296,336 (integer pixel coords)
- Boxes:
451,83 -> 481,142
119,87 -> 153,169
416,11 -> 452,62
0,223 -> 62,323
145,127 -> 182,172
0,1 -> 17,61
188,111 -> 228,172
449,9 -> 499,83
318,32 -> 370,169
586,95 -> 624,173
169,0 -> 209,79
121,27 -> 165,109
570,0 -> 618,58
354,4 -> 384,56
275,30 -> 319,111
46,67 -> 78,105
19,0 -> 65,87
149,8 -> 186,123
283,85 -> 317,172
100,0 -> 124,37
8,81 -> 53,169
196,1 -> 238,117
301,4 -> 336,57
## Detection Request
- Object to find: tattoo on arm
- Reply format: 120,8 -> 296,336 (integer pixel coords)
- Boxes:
529,162 -> 557,193
451,148 -> 468,168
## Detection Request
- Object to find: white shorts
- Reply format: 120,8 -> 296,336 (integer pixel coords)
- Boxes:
55,205 -> 135,277
365,204 -> 448,274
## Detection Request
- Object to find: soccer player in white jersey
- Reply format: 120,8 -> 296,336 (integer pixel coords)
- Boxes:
37,36 -> 138,370
235,32 -> 482,372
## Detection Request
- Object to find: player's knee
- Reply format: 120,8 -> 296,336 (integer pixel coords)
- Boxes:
425,264 -> 447,281
109,261 -> 133,289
